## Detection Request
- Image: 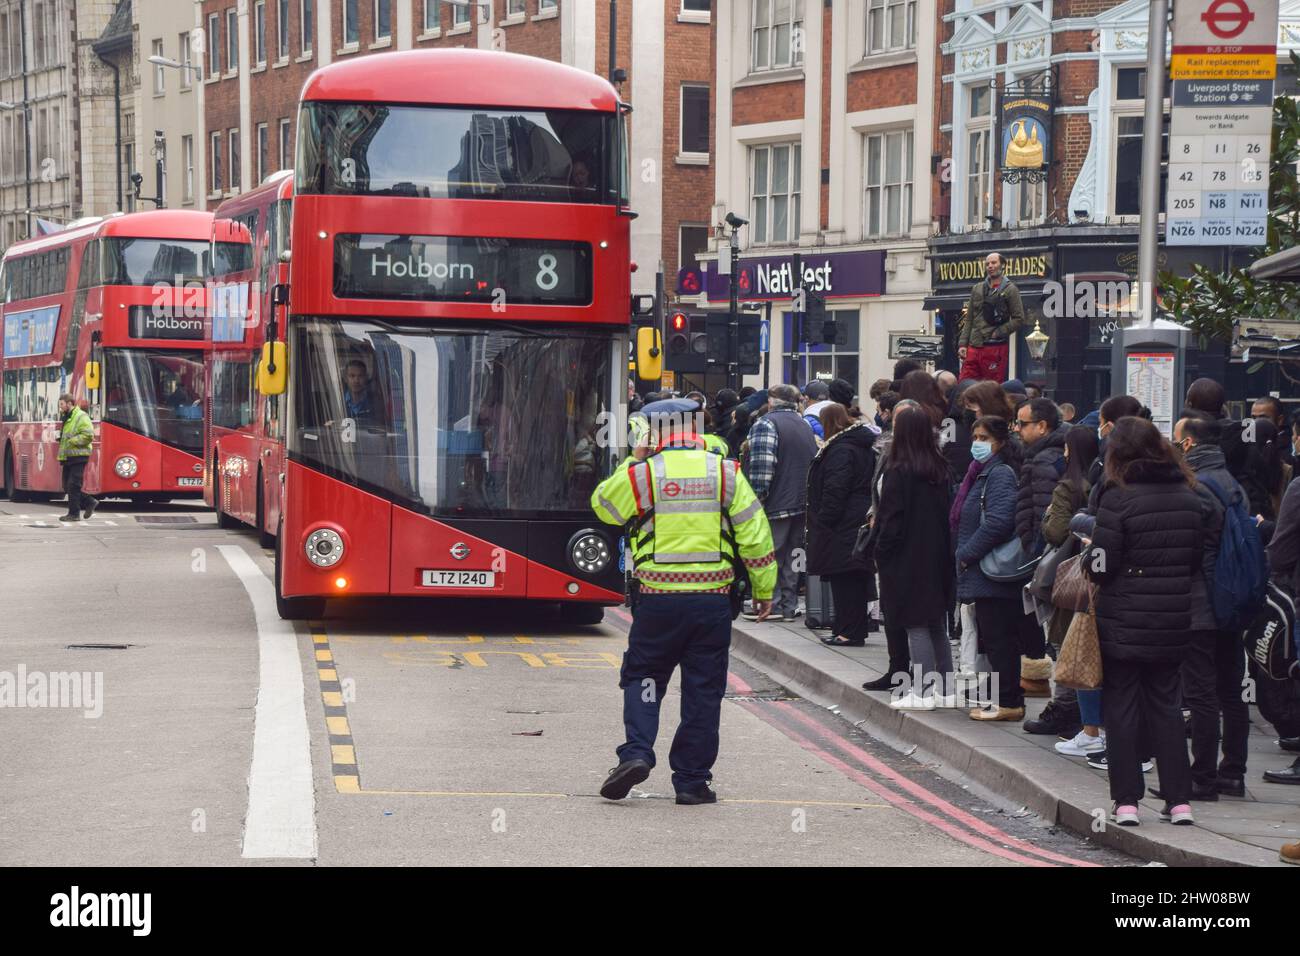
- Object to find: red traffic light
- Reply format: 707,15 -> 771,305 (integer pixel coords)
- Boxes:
670,312 -> 687,331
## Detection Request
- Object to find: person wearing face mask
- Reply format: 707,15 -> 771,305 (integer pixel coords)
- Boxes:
951,415 -> 1026,720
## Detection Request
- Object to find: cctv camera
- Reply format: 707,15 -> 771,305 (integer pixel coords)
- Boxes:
725,212 -> 748,228
130,172 -> 143,187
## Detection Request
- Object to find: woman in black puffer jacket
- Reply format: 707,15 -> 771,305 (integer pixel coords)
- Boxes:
1083,416 -> 1200,828
806,403 -> 877,646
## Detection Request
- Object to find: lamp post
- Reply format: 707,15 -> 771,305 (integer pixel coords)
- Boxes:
1025,318 -> 1050,362
149,54 -> 204,209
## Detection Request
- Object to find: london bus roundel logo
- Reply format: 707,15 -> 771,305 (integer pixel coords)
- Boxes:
450,542 -> 471,560
662,481 -> 681,498
1200,0 -> 1254,40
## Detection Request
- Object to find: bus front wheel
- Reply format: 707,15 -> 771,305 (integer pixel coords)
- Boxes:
256,474 -> 276,549
275,522 -> 326,621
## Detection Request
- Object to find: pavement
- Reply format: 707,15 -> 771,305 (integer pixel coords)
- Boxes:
0,497 -> 1138,867
727,611 -> 1300,867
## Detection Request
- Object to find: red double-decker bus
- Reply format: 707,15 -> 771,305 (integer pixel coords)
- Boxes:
1,211 -> 212,503
266,48 -> 631,620
205,170 -> 293,546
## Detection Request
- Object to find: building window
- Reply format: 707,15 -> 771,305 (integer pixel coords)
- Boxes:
375,1 -> 390,40
452,0 -> 471,28
1,114 -> 12,182
751,0 -> 804,73
679,224 -> 709,273
208,13 -> 221,74
422,0 -> 439,31
179,32 -> 193,87
682,0 -> 711,12
1112,67 -> 1168,217
539,0 -> 557,10
211,131 -> 223,193
783,310 -> 859,392
680,84 -> 709,155
182,134 -> 194,203
507,0 -> 525,14
864,129 -> 912,238
255,1 -> 266,64
965,84 -> 993,228
230,128 -> 241,191
301,0 -> 313,53
343,0 -> 359,45
0,11 -> 9,78
152,39 -> 166,93
278,0 -> 289,59
279,118 -> 292,170
256,123 -> 268,184
750,143 -> 801,245
227,8 -> 238,71
867,0 -> 915,55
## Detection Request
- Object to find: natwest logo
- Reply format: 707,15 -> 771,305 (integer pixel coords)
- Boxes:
755,260 -> 834,296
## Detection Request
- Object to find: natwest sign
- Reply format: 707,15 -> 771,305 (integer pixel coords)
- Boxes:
701,249 -> 886,302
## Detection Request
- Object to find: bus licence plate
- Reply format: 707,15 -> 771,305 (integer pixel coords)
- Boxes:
176,477 -> 203,487
421,570 -> 495,588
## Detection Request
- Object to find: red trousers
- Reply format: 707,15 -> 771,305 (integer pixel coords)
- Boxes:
959,342 -> 1009,382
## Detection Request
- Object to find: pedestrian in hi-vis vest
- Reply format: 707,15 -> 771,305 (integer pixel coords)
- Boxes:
591,412 -> 777,805
57,393 -> 97,522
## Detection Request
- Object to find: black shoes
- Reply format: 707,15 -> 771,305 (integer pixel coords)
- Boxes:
1280,737 -> 1300,754
1216,776 -> 1246,797
58,514 -> 79,522
82,498 -> 98,519
862,672 -> 898,692
1023,700 -> 1082,739
600,759 -> 651,800
1150,782 -> 1219,802
1263,758 -> 1300,785
675,785 -> 717,805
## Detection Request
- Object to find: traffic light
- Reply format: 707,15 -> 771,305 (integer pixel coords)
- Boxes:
665,311 -> 709,373
803,292 -> 846,346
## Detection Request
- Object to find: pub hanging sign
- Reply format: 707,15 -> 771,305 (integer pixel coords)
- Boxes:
998,70 -> 1054,185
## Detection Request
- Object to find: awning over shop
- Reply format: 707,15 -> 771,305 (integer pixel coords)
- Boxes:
921,288 -> 1045,312
1249,246 -> 1300,282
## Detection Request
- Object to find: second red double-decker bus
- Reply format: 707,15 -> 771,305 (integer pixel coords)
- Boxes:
2,211 -> 213,503
262,48 -> 632,619
205,170 -> 293,546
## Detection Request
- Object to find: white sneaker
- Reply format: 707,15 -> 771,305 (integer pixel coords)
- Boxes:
890,692 -> 937,711
1055,730 -> 1107,757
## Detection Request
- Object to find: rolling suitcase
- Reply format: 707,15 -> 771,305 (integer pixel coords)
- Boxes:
805,575 -> 835,629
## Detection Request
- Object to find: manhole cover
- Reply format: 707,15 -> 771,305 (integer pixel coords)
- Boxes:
134,515 -> 198,524
66,643 -> 135,650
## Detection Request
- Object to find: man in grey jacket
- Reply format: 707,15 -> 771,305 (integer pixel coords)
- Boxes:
742,384 -> 819,621
1173,410 -> 1247,799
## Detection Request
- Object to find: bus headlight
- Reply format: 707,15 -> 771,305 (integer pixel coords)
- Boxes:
114,455 -> 138,479
568,530 -> 611,575
305,528 -> 345,568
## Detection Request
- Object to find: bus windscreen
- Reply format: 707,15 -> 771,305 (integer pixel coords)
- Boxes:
100,238 -> 211,286
296,103 -> 618,204
102,348 -> 206,455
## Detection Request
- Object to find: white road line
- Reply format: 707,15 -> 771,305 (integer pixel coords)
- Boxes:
217,545 -> 318,860
103,520 -> 118,526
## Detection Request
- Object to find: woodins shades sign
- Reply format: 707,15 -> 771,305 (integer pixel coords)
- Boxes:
931,253 -> 1050,287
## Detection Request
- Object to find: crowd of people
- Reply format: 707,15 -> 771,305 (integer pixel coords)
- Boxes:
636,365 -> 1300,848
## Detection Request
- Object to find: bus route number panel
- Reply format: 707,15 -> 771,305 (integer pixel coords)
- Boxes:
334,234 -> 592,306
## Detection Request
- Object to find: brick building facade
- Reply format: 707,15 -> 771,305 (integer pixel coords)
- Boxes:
682,0 -> 940,401
927,0 -> 1300,409
197,0 -> 715,299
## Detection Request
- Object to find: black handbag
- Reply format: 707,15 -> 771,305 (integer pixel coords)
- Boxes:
976,465 -> 1042,584
1028,535 -> 1079,603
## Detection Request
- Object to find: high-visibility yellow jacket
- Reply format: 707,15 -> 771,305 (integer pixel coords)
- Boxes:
701,432 -> 729,457
591,443 -> 776,598
58,406 -> 94,462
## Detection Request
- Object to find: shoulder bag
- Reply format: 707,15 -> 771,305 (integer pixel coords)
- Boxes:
977,464 -> 1042,583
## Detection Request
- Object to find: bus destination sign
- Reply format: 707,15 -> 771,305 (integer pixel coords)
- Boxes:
128,306 -> 204,340
334,234 -> 592,306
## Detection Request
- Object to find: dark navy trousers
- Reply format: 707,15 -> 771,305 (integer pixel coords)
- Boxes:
617,592 -> 733,793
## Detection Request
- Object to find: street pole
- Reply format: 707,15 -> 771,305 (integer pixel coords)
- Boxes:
791,252 -> 803,389
653,266 -> 665,395
763,300 -> 772,390
609,1 -> 617,83
18,0 -> 31,236
728,227 -> 741,392
1137,0 -> 1169,329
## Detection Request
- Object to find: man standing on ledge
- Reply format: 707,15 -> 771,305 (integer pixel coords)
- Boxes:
591,412 -> 776,805
959,253 -> 1027,382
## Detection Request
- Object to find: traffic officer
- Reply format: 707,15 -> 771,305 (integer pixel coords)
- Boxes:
57,393 -> 97,522
591,410 -> 776,804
